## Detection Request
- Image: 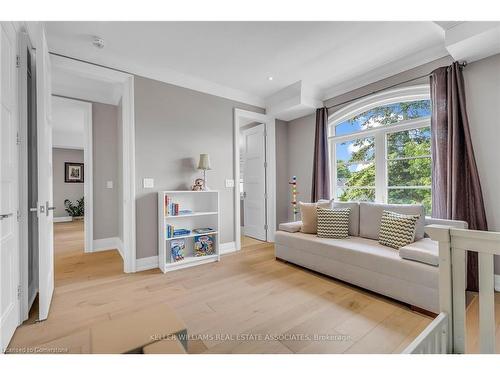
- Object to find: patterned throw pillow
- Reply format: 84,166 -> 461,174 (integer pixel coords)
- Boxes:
317,207 -> 351,239
378,210 -> 420,249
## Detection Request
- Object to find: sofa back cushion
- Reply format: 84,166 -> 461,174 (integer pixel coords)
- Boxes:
359,202 -> 425,241
332,201 -> 360,236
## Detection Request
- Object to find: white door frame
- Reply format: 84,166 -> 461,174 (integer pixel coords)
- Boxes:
49,54 -> 136,273
233,109 -> 276,251
18,53 -> 136,294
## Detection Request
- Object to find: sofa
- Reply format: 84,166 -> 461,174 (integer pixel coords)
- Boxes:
275,202 -> 467,313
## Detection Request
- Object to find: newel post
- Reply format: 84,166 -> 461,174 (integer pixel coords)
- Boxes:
425,224 -> 453,353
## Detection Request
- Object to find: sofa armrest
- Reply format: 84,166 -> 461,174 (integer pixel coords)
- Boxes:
278,221 -> 302,233
424,217 -> 468,229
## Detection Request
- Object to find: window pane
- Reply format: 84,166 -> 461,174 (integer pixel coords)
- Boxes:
387,127 -> 431,158
387,158 -> 431,187
336,188 -> 375,202
336,136 -> 375,202
388,188 -> 431,214
335,100 -> 431,136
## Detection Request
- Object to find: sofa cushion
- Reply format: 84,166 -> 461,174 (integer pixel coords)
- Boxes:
359,202 -> 425,241
274,231 -> 437,289
299,200 -> 332,234
332,201 -> 360,236
317,207 -> 351,239
278,221 -> 302,233
379,210 -> 420,249
399,238 -> 439,266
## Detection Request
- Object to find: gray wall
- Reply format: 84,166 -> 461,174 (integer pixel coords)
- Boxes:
93,102 -> 119,240
285,113 -> 316,209
134,76 -> 264,259
463,53 -> 500,273
275,120 -> 290,225
52,148 -> 84,218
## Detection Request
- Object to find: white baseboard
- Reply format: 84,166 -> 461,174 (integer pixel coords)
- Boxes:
220,241 -> 237,255
53,216 -> 72,223
495,275 -> 500,292
93,237 -> 121,253
136,256 -> 159,272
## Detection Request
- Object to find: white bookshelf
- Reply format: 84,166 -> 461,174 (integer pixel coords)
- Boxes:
158,191 -> 220,272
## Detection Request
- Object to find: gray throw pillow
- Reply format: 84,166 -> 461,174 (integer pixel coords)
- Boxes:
379,210 -> 420,249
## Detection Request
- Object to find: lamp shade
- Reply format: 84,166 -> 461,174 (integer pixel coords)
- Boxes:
197,154 -> 212,170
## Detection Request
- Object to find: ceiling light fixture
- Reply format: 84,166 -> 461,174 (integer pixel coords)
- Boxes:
267,76 -> 273,81
92,36 -> 105,49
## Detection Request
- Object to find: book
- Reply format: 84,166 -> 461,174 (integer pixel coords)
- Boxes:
170,239 -> 185,262
194,235 -> 215,257
173,229 -> 191,237
193,227 -> 214,234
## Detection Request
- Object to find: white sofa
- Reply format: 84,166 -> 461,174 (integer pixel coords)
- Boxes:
275,202 -> 467,313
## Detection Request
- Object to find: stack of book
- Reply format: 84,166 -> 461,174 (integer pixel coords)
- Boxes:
164,195 -> 182,216
166,224 -> 191,239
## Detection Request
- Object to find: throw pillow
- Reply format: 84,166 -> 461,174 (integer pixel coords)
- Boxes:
317,207 -> 351,239
299,200 -> 332,234
378,210 -> 420,249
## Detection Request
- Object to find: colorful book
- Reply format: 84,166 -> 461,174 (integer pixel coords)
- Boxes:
170,239 -> 185,262
194,235 -> 215,257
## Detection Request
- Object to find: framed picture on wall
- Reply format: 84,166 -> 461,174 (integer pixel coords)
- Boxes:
65,162 -> 84,183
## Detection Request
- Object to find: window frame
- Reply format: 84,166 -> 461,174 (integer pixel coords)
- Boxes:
328,84 -> 431,204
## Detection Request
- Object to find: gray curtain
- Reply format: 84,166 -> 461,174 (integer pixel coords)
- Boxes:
430,62 -> 488,292
311,107 -> 330,202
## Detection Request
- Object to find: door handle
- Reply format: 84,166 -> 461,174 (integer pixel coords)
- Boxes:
29,207 -> 38,212
0,213 -> 13,220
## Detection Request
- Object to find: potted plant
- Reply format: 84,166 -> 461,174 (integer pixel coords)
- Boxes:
64,197 -> 84,221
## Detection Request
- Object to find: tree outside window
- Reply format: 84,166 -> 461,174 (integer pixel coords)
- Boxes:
331,93 -> 431,214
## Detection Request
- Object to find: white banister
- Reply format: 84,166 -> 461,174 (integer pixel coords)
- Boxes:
479,252 -> 495,353
405,224 -> 499,354
451,247 -> 467,354
402,312 -> 449,354
425,224 -> 453,353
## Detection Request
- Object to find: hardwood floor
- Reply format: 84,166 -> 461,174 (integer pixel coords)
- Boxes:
8,221 -> 436,354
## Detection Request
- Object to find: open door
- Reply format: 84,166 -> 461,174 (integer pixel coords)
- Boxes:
35,24 -> 54,321
242,123 -> 267,241
0,22 -> 20,352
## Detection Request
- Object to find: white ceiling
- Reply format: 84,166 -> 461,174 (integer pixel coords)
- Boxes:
45,21 -> 449,107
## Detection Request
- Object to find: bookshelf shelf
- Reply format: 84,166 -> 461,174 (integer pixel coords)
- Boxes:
158,191 -> 220,273
164,211 -> 218,219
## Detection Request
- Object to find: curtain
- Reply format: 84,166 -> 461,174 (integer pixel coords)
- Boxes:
311,107 -> 330,202
430,62 -> 488,292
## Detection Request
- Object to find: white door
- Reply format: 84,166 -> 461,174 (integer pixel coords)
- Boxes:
35,24 -> 54,321
242,124 -> 267,241
0,22 -> 20,352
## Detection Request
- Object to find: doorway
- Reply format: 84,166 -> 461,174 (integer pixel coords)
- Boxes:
233,109 -> 276,252
240,122 -> 267,242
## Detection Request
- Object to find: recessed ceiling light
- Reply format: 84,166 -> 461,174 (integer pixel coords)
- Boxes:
267,76 -> 273,81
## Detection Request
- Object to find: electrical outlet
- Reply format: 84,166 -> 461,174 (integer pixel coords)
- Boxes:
225,179 -> 235,188
106,181 -> 113,189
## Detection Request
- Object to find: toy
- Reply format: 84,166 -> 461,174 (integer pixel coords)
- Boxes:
289,176 -> 299,220
191,178 -> 205,191
194,235 -> 215,257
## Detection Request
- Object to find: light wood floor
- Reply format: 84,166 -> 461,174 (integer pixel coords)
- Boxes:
8,221 -> 439,354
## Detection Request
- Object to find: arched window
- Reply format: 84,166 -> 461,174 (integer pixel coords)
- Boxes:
328,85 -> 431,213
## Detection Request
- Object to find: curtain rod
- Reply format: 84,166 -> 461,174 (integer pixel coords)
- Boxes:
325,61 -> 467,110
